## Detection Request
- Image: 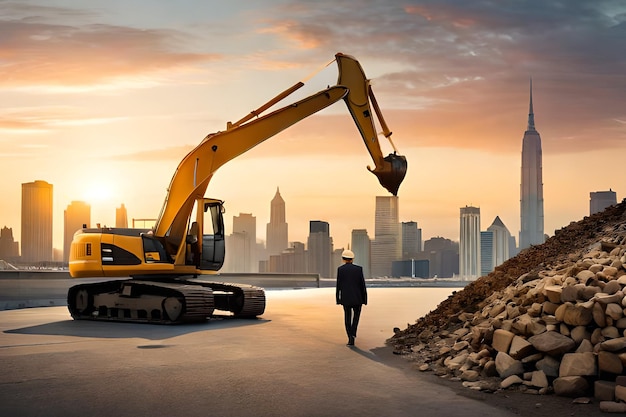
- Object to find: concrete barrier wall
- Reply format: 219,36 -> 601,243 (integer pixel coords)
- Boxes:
0,271 -> 321,310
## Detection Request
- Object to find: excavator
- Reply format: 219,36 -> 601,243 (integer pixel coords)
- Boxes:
67,52 -> 408,324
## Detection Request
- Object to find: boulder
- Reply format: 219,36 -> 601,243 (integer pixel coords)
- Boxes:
559,352 -> 597,377
528,331 -> 576,356
553,376 -> 589,397
495,351 -> 524,378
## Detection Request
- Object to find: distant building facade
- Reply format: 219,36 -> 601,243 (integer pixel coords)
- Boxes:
116,204 -> 128,228
401,221 -> 421,260
21,180 -> 53,263
371,196 -> 400,277
487,216 -> 512,268
590,190 -> 617,215
224,213 -> 257,273
480,230 -> 494,277
459,206 -> 481,280
307,221 -> 332,278
351,229 -> 371,278
519,79 -> 545,250
266,188 -> 288,258
0,226 -> 19,262
422,237 -> 458,278
63,201 -> 91,263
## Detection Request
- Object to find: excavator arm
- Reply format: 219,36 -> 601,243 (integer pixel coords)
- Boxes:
154,53 -> 407,264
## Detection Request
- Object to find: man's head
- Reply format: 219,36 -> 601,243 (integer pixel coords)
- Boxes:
341,249 -> 354,263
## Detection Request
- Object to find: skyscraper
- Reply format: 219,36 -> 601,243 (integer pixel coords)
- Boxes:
64,201 -> 91,263
590,190 -> 617,215
519,79 -> 545,250
487,216 -> 512,268
459,206 -> 480,280
371,196 -> 400,278
307,220 -> 332,278
351,229 -> 371,279
21,180 -> 53,263
232,213 -> 257,273
480,230 -> 494,277
401,221 -> 421,259
116,204 -> 128,228
266,188 -> 288,257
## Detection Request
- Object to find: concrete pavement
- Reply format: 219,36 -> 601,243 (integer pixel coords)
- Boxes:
0,287 -> 516,417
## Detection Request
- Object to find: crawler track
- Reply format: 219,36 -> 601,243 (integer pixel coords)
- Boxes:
67,278 -> 265,324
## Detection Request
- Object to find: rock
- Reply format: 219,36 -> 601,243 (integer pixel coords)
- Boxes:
553,376 -> 589,397
501,374 -> 523,389
529,370 -> 549,389
616,385 -> 626,403
600,401 -> 626,413
536,356 -> 560,377
528,331 -> 576,356
492,329 -> 515,353
495,351 -> 524,378
598,351 -> 624,374
544,285 -> 563,304
559,352 -> 597,377
599,337 -> 626,352
509,335 -> 534,360
595,380 -> 616,401
593,302 -> 607,327
560,285 -> 579,302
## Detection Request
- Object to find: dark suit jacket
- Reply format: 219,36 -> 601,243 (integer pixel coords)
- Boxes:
336,262 -> 367,306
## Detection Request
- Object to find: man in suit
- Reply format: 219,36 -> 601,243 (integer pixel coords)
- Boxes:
336,249 -> 367,346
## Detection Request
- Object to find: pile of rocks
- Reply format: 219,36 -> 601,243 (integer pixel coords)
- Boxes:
390,201 -> 626,412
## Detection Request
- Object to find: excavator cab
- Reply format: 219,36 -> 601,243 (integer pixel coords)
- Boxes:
195,198 -> 226,271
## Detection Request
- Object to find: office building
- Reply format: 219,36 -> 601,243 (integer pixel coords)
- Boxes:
371,196 -> 400,277
21,180 -> 53,263
459,206 -> 481,280
401,221 -> 421,259
480,230 -> 494,277
487,216 -> 512,268
519,79 -> 545,249
351,229 -> 371,279
266,188 -> 288,257
224,213 -> 257,273
590,190 -> 617,215
307,221 -> 332,278
64,201 -> 91,263
116,204 -> 128,228
0,226 -> 19,262
422,237 -> 459,278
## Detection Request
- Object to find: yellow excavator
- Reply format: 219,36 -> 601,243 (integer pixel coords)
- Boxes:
67,52 -> 408,324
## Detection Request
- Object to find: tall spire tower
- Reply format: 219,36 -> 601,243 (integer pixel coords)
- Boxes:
266,187 -> 288,257
519,79 -> 544,250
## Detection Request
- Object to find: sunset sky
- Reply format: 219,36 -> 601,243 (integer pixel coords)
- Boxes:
1,0 -> 625,252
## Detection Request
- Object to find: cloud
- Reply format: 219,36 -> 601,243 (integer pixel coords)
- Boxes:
0,4 -> 221,88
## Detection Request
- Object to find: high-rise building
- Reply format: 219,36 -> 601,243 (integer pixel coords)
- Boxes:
480,230 -> 494,277
371,196 -> 400,277
232,213 -> 257,273
63,201 -> 91,263
590,190 -> 617,215
459,206 -> 481,280
422,237 -> 458,278
519,79 -> 545,250
0,226 -> 19,262
487,216 -> 512,268
307,220 -> 332,278
401,221 -> 421,259
266,188 -> 288,257
21,180 -> 53,263
116,204 -> 128,228
351,229 -> 371,279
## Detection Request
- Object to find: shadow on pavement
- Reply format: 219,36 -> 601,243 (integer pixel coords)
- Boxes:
4,316 -> 270,340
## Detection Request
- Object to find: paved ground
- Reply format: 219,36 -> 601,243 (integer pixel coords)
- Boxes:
0,287 -> 518,417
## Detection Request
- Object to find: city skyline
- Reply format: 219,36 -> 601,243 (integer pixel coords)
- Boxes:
1,1 -> 624,253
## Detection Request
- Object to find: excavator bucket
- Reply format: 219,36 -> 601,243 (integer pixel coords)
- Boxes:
370,153 -> 408,196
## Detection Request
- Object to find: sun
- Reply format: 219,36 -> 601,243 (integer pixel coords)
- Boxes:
83,179 -> 117,203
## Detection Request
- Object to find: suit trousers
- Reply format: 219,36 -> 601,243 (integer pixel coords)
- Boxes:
342,304 -> 362,338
